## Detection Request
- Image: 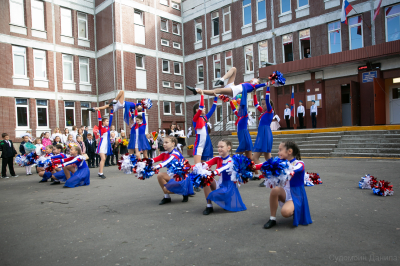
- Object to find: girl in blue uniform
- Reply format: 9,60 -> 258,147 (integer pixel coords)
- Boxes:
127,106 -> 142,155
259,141 -> 312,229
135,108 -> 151,158
202,139 -> 247,215
229,100 -> 252,159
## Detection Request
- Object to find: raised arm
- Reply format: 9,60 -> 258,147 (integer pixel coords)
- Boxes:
206,96 -> 218,120
108,109 -> 114,128
265,86 -> 272,113
230,101 -> 239,118
141,111 -> 147,126
193,95 -> 204,122
97,110 -> 103,130
253,94 -> 264,113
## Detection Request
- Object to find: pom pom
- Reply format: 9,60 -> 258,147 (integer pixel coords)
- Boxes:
306,172 -> 322,185
135,158 -> 158,180
25,152 -> 39,166
36,156 -> 52,168
229,154 -> 254,185
303,172 -> 314,187
218,95 -> 230,102
15,154 -> 27,167
24,142 -> 36,153
141,98 -> 153,110
117,154 -> 137,174
372,180 -> 394,196
166,159 -> 191,181
358,174 -> 377,189
190,163 -> 213,188
268,71 -> 286,87
260,157 -> 291,188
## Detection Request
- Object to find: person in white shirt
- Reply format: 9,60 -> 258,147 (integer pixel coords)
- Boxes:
70,126 -> 78,142
297,100 -> 305,129
110,125 -> 119,138
310,100 -> 317,128
284,104 -> 291,130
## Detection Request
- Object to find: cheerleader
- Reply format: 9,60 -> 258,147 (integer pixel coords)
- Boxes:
192,90 -> 218,164
36,145 -> 53,176
257,141 -> 312,229
51,146 -> 90,188
127,105 -> 143,155
96,109 -> 114,179
135,108 -> 151,159
39,144 -> 64,183
153,136 -> 193,205
229,100 -> 253,158
284,104 -> 291,129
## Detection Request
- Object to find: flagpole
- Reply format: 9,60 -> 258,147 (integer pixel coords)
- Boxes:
294,103 -> 296,125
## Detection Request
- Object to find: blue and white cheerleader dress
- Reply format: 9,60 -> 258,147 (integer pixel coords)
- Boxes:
136,111 -> 151,152
54,155 -> 90,188
253,86 -> 274,153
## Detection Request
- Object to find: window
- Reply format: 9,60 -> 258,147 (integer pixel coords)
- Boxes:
172,21 -> 180,35
134,10 -> 143,25
386,4 -> 400,42
171,1 -> 180,10
298,0 -> 308,8
281,0 -> 291,14
161,39 -> 169,46
162,60 -> 170,73
173,42 -> 181,49
212,11 -> 219,37
349,16 -> 363,50
163,81 -> 171,87
195,18 -> 202,42
257,0 -> 266,21
161,18 -> 168,32
258,41 -> 268,67
282,34 -> 293,62
174,83 -> 182,89
12,46 -> 27,77
174,62 -> 181,75
33,50 -> 46,79
78,13 -> 88,39
16,98 -> 29,127
62,54 -> 73,82
81,102 -> 91,127
225,50 -> 233,72
136,55 -> 144,69
160,0 -> 168,6
36,99 -> 48,128
65,102 -> 75,127
244,44 -> 254,73
197,60 -> 204,83
79,57 -> 89,83
213,54 -> 221,79
223,6 -> 231,33
243,0 -> 252,26
328,21 -> 341,54
175,102 -> 182,115
216,104 -> 223,123
9,0 -> 25,26
31,0 -> 45,31
61,8 -> 72,36
299,29 -> 311,59
163,102 -> 171,114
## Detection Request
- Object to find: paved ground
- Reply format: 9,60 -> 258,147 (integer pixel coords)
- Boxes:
0,157 -> 399,266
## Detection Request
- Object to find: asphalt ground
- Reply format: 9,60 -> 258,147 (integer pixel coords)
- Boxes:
0,157 -> 399,266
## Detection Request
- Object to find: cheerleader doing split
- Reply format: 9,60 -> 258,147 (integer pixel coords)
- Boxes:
96,109 -> 114,179
192,90 -> 218,164
39,144 -> 63,183
256,141 -> 312,229
50,146 -> 90,188
154,136 -> 194,205
202,139 -> 247,215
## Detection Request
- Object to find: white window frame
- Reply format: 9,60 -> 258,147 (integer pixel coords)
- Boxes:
15,98 -> 29,129
60,8 -> 72,37
244,44 -> 254,73
328,21 -> 342,54
281,0 -> 291,14
349,15 -> 363,50
160,18 -> 168,32
80,102 -> 91,128
62,54 -> 74,82
172,21 -> 180,35
257,0 -> 267,22
12,46 -> 27,78
78,12 -> 88,40
162,59 -> 170,73
175,102 -> 182,115
134,10 -> 143,25
223,6 -> 231,33
213,54 -> 221,80
79,57 -> 90,84
36,99 -> 49,129
160,0 -> 169,6
258,40 -> 268,67
173,62 -> 181,75
242,0 -> 252,26
161,39 -> 169,46
385,4 -> 400,42
33,49 -> 47,80
9,0 -> 25,26
162,81 -> 171,88
163,101 -> 171,115
197,60 -> 204,83
282,33 -> 293,63
195,18 -> 202,42
211,11 -> 219,37
173,42 -> 181,49
31,0 -> 45,31
64,101 -> 75,128
225,50 -> 233,72
136,54 -> 145,69
297,0 -> 308,8
171,1 -> 180,10
174,82 -> 182,89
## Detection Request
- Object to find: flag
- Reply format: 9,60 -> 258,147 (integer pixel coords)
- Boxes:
373,0 -> 383,21
341,0 -> 354,24
290,87 -> 295,117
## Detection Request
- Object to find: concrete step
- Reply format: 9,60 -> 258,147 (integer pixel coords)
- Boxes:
331,152 -> 400,158
339,139 -> 400,144
341,134 -> 400,139
337,143 -> 400,149
301,140 -> 339,145
333,148 -> 400,154
342,130 -> 400,135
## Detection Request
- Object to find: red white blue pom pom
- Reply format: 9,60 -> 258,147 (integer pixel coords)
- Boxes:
372,180 -> 394,196
166,159 -> 191,181
260,157 -> 291,188
118,153 -> 138,174
141,98 -> 153,110
135,158 -> 158,180
358,174 -> 378,189
190,163 -> 213,188
305,172 -> 322,186
229,154 -> 254,185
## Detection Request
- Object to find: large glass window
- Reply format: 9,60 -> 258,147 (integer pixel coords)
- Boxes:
79,57 -> 89,83
36,99 -> 48,128
163,102 -> 171,115
243,0 -> 252,26
223,6 -> 231,33
175,102 -> 182,115
78,13 -> 88,39
197,60 -> 204,83
31,0 -> 45,31
12,46 -> 27,77
162,60 -> 170,73
195,18 -> 202,42
298,0 -> 308,8
259,41 -> 268,67
212,11 -> 219,37
349,16 -> 363,50
257,0 -> 266,21
65,102 -> 75,127
174,62 -> 181,75
16,98 -> 28,127
245,45 -> 254,73
34,50 -> 47,79
81,102 -> 91,127
328,21 -> 341,54
213,54 -> 221,79
9,0 -> 25,26
281,0 -> 291,14
225,50 -> 233,72
62,54 -> 73,81
61,8 -> 72,36
386,4 -> 400,42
